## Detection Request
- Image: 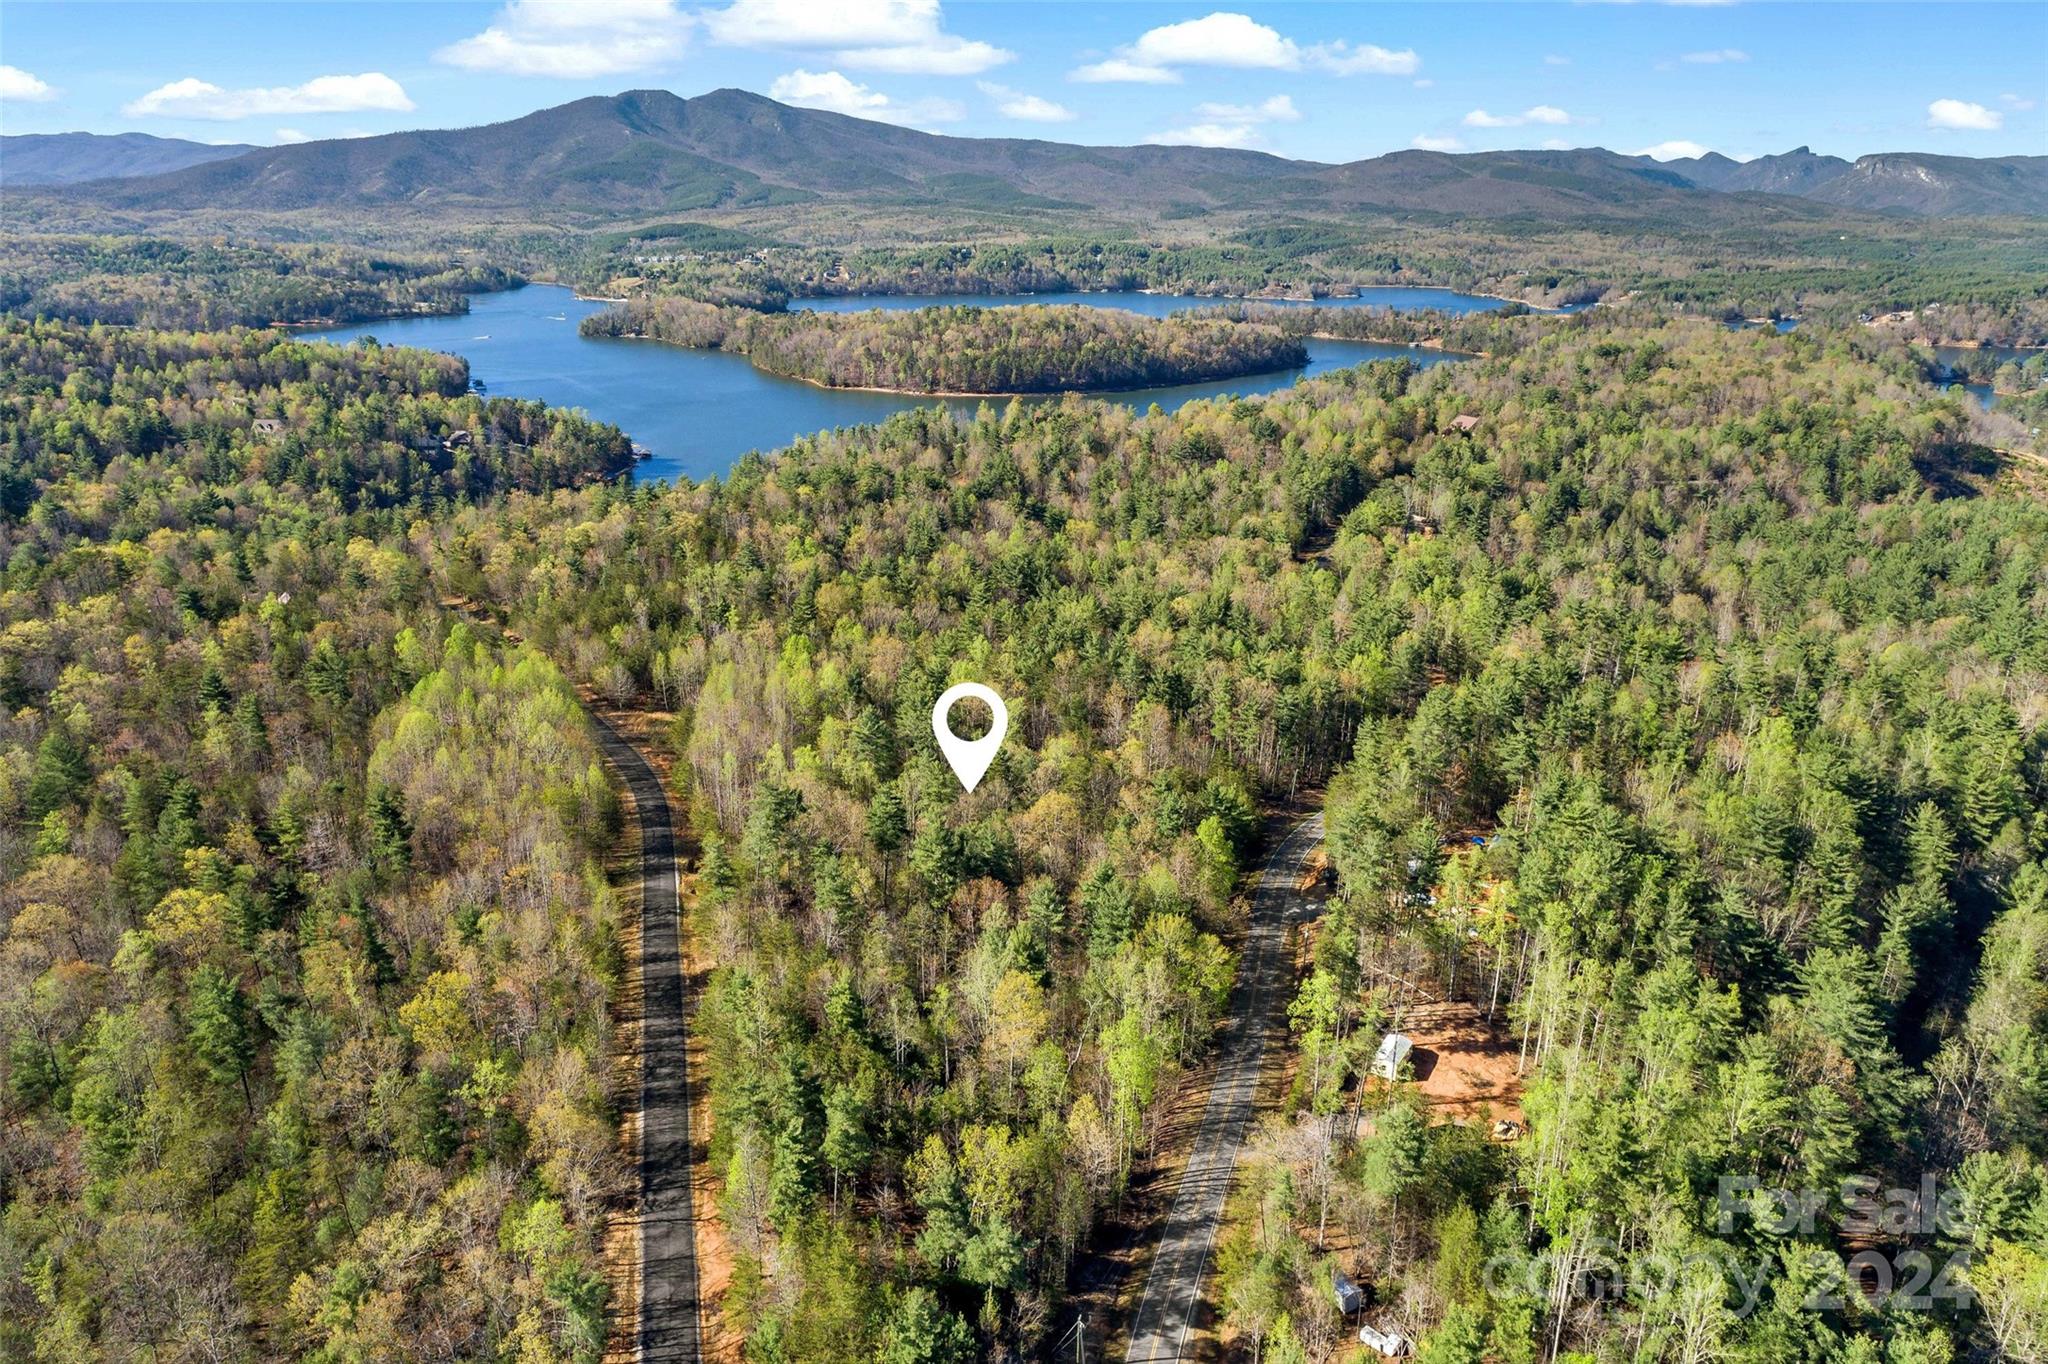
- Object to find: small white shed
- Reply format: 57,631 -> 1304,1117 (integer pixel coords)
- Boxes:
1373,1032 -> 1414,1082
1359,1323 -> 1413,1357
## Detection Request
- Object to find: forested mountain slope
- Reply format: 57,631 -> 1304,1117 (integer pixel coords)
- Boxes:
1802,151 -> 2048,217
2,309 -> 2044,1362
37,89 -> 1721,222
31,89 -> 2046,224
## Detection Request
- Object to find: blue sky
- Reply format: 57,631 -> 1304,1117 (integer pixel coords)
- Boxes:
1,1 -> 2041,162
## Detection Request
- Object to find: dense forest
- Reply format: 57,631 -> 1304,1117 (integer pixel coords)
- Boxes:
0,235 -> 516,330
0,320 -> 637,1361
578,298 -> 1307,393
3,300 -> 2047,1364
431,315 -> 2040,1362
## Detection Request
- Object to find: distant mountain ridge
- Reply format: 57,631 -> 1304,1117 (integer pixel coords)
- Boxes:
15,90 -> 2044,221
1643,146 -> 1856,197
1798,152 -> 2048,216
0,131 -> 258,186
1642,143 -> 2047,214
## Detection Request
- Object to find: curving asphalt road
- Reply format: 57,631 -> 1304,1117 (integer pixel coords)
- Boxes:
1124,813 -> 1326,1363
587,711 -> 703,1364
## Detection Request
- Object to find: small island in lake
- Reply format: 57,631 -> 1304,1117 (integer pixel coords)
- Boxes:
579,298 -> 1308,394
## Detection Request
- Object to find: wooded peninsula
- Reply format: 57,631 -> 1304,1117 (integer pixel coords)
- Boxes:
578,298 -> 1308,394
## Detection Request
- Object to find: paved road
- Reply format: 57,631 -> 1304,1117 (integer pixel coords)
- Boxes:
1124,813 -> 1326,1363
587,712 -> 702,1364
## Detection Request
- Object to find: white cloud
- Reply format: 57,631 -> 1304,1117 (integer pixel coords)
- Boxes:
1539,137 -> 1572,150
124,72 -> 414,120
1544,54 -> 1571,66
977,81 -> 1074,122
706,0 -> 926,45
1146,91 -> 1302,148
706,0 -> 1009,75
437,0 -> 688,77
768,69 -> 963,128
835,37 -> 1010,74
1463,104 -> 1576,128
1071,11 -> 1415,82
1635,139 -> 1713,160
1411,133 -> 1464,152
1680,48 -> 1748,63
0,65 -> 58,102
1927,98 -> 2002,131
1129,12 -> 1297,69
1193,94 -> 1300,123
274,128 -> 310,144
1310,41 -> 1421,76
1071,58 -> 1181,85
1145,122 -> 1264,149
1412,78 -> 1434,89
2000,92 -> 2037,112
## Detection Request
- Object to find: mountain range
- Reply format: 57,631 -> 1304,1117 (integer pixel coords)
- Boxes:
1,131 -> 258,186
5,89 -> 2042,222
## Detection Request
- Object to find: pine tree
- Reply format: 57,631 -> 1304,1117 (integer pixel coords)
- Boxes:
305,639 -> 351,706
187,964 -> 255,1110
877,1287 -> 975,1364
26,725 -> 90,819
368,785 -> 412,875
868,784 -> 909,854
1082,863 -> 1136,957
822,1083 -> 871,1209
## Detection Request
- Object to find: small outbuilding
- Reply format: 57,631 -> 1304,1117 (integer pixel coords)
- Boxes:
252,418 -> 283,435
1333,1267 -> 1365,1315
1448,413 -> 1481,433
1359,1323 -> 1413,1357
1373,1032 -> 1414,1082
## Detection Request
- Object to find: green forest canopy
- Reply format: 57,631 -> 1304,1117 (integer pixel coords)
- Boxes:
579,298 -> 1309,394
1,306 -> 2045,1363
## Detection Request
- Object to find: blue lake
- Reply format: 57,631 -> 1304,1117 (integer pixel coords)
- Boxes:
309,284 -> 1484,482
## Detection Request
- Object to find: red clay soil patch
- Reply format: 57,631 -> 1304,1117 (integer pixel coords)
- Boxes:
1396,1001 -> 1525,1127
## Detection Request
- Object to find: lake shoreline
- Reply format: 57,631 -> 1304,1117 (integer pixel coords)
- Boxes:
309,283 -> 1483,482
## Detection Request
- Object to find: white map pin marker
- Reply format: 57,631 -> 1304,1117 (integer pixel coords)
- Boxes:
932,682 -> 1008,793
